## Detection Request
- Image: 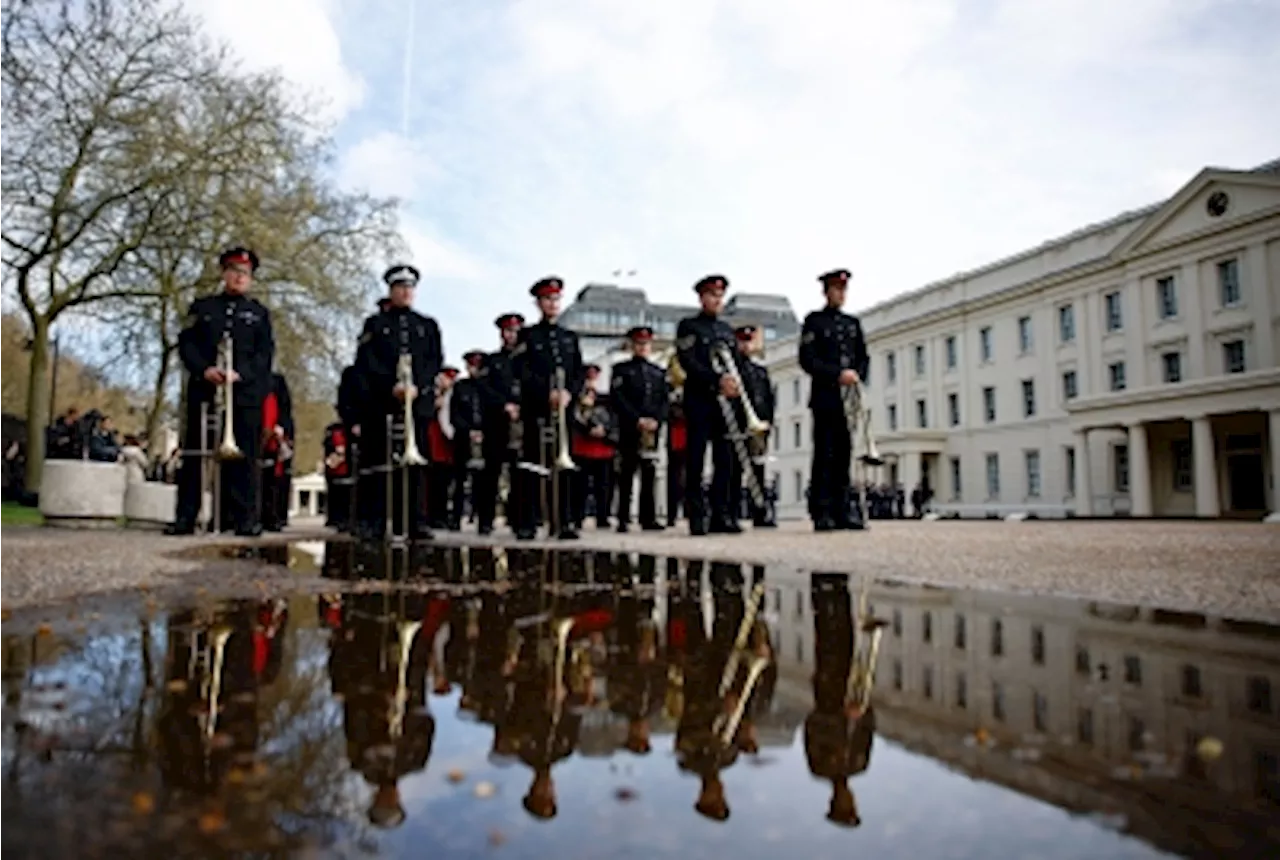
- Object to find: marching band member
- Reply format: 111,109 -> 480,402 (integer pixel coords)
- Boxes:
611,325 -> 669,533
477,313 -> 524,536
259,370 -> 294,532
510,277 -> 585,541
168,246 -> 274,536
427,366 -> 459,529
799,268 -> 870,532
570,365 -> 617,531
351,265 -> 444,541
734,325 -> 777,528
666,359 -> 688,527
449,353 -> 488,530
675,275 -> 743,535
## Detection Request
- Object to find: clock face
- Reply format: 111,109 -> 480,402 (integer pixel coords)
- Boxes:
1206,190 -> 1230,218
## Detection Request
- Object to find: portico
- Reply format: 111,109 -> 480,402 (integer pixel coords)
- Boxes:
1067,368 -> 1280,519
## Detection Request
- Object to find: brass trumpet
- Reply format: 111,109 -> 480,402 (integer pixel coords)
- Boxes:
845,579 -> 887,712
553,368 -> 576,472
398,354 -> 428,467
215,334 -> 244,461
390,618 -> 423,739
199,623 -> 235,740
718,582 -> 766,697
714,654 -> 770,746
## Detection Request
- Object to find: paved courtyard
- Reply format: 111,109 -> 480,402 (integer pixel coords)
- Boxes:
2,519 -> 1278,622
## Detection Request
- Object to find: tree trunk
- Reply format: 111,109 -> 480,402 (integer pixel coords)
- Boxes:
22,316 -> 51,493
144,345 -> 174,462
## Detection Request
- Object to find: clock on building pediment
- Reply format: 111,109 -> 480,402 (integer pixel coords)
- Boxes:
1206,190 -> 1230,217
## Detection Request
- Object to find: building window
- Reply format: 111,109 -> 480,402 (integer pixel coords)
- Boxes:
992,682 -> 1006,722
1033,692 -> 1048,732
1256,752 -> 1280,804
1062,370 -> 1078,401
1156,275 -> 1178,319
1128,716 -> 1146,751
794,470 -> 803,503
1025,450 -> 1041,498
1124,654 -> 1142,686
773,430 -> 780,452
914,344 -> 925,377
949,456 -> 961,501
1172,440 -> 1192,492
792,420 -> 802,449
891,609 -> 903,637
985,453 -> 1000,499
982,386 -> 996,423
887,404 -> 898,431
1108,361 -> 1127,392
922,665 -> 934,699
1218,258 -> 1241,307
1248,677 -> 1273,714
1077,708 -> 1094,745
922,610 -> 933,643
915,399 -> 927,429
954,613 -> 967,649
1031,625 -> 1045,665
1065,446 -> 1077,496
991,618 -> 1004,656
1018,315 -> 1033,353
955,673 -> 968,709
1075,646 -> 1090,676
792,378 -> 801,404
945,335 -> 957,369
1181,664 -> 1203,699
1021,379 -> 1036,418
892,659 -> 903,691
1104,290 -> 1123,332
947,392 -> 960,427
1162,351 -> 1182,384
979,326 -> 993,362
1223,339 -> 1246,374
886,351 -> 897,383
1058,304 -> 1075,343
1114,444 -> 1130,492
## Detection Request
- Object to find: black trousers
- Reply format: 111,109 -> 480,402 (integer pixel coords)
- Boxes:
573,456 -> 613,526
326,477 -> 353,529
175,395 -> 261,530
428,458 -> 456,527
260,460 -> 289,530
356,411 -> 428,535
450,434 -> 479,527
683,398 -> 734,526
475,415 -> 511,530
666,448 -> 686,525
809,408 -> 852,525
617,434 -> 658,525
512,410 -> 573,534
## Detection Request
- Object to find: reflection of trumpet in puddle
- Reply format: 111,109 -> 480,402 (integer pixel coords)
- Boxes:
200,625 -> 234,741
714,654 -> 770,746
718,582 -> 767,697
551,617 -> 575,708
389,619 -> 423,739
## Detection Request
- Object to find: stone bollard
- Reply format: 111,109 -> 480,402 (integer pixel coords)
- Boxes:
124,482 -> 179,530
38,460 -> 127,528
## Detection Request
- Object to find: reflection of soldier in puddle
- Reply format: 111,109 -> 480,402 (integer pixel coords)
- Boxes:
805,572 -> 876,828
157,598 -> 287,798
674,561 -> 769,822
332,589 -> 439,829
610,554 -> 665,756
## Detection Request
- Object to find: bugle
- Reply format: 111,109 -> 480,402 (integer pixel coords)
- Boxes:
390,618 -> 423,739
200,623 -> 234,741
553,368 -> 576,472
397,354 -> 429,467
215,334 -> 244,461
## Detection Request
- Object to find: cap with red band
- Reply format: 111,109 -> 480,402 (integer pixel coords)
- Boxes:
530,277 -> 564,298
219,246 -> 260,272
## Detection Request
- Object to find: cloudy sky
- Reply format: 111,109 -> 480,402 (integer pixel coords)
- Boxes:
184,0 -> 1278,365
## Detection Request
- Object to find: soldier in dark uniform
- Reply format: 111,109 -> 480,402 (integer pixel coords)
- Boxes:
351,265 -> 444,540
676,275 -> 745,535
510,277 -> 584,541
666,380 -> 687,526
475,313 -> 523,536
611,325 -> 669,533
799,268 -> 870,532
259,371 -> 294,531
570,365 -> 617,530
805,572 -> 875,827
610,555 -> 666,755
168,246 -> 275,536
323,420 -> 352,531
448,351 -> 487,530
734,324 -> 777,527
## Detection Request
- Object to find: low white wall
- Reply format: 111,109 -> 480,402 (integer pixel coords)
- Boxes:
38,461 -> 127,528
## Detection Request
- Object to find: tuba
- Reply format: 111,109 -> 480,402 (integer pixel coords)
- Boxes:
215,334 -> 244,461
397,354 -> 429,466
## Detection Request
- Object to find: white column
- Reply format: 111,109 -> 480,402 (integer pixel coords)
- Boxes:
901,451 -> 922,497
1127,422 -> 1152,517
1192,415 -> 1220,518
1248,243 -> 1275,368
1073,428 -> 1093,516
1269,409 -> 1280,516
310,492 -> 319,517
1180,261 -> 1206,379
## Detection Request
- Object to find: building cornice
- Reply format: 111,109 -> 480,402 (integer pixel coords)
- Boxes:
1065,368 -> 1280,422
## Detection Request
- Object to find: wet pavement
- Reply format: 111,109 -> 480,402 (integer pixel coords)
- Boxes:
2,542 -> 1278,859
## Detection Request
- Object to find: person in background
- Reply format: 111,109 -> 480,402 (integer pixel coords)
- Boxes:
119,434 -> 149,483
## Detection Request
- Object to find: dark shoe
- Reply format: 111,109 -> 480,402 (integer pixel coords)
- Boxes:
616,522 -> 630,534
235,523 -> 264,538
557,528 -> 580,541
596,518 -> 611,530
753,514 -> 777,528
640,521 -> 665,531
814,518 -> 836,532
478,524 -> 493,536
709,520 -> 742,534
515,529 -> 536,541
164,521 -> 195,536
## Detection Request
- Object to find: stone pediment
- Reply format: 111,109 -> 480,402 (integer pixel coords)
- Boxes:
1112,169 -> 1280,260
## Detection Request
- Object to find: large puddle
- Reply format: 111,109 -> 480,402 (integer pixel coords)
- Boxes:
3,542 -> 1278,859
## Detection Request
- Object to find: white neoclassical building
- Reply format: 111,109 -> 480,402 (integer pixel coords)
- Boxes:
765,159 -> 1280,520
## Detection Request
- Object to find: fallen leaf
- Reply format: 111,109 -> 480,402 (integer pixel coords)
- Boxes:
1196,736 -> 1224,762
197,810 -> 226,834
36,624 -> 52,637
166,679 -> 189,693
614,787 -> 638,802
446,768 -> 466,784
488,829 -> 507,846
473,781 -> 496,799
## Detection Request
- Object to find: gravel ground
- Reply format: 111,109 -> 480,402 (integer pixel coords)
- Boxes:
3,519 -> 1279,621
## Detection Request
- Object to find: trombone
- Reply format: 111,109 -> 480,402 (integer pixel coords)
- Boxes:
389,618 -> 423,739
199,334 -> 244,533
711,344 -> 767,511
198,623 -> 235,741
845,579 -> 887,714
841,380 -> 883,525
385,353 -> 428,544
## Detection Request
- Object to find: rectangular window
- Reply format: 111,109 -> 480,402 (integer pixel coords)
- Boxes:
1247,677 -> 1273,714
886,351 -> 897,383
1223,340 -> 1246,374
1021,379 -> 1036,418
1108,361 -> 1127,392
954,613 -> 967,649
985,453 -> 1000,499
1162,351 -> 1182,384
1124,654 -> 1142,686
991,618 -> 1004,656
887,404 -> 898,431
892,609 -> 903,637
1156,275 -> 1178,319
892,659 -> 903,691
1033,691 -> 1048,732
1025,450 -> 1041,498
922,665 -> 934,699
956,673 -> 968,709
1077,707 -> 1094,745
792,420 -> 802,449
982,386 -> 996,423
1031,625 -> 1045,665
1075,646 -> 1091,676
1128,716 -> 1145,751
1018,315 -> 1033,353
1065,446 -> 1077,496
945,335 -> 957,369
794,470 -> 803,503
1062,370 -> 1078,401
1105,290 -> 1123,332
1114,444 -> 1130,492
948,392 -> 960,427
922,611 -> 933,643
914,344 -> 926,377
1058,304 -> 1075,343
949,456 -> 961,500
1218,258 -> 1241,307
1172,440 -> 1192,492
979,326 -> 993,362
792,378 -> 801,404
992,682 -> 1006,722
915,398 -> 927,429
1181,664 -> 1202,699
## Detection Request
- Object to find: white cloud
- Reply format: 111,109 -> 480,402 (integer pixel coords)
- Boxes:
337,131 -> 441,202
